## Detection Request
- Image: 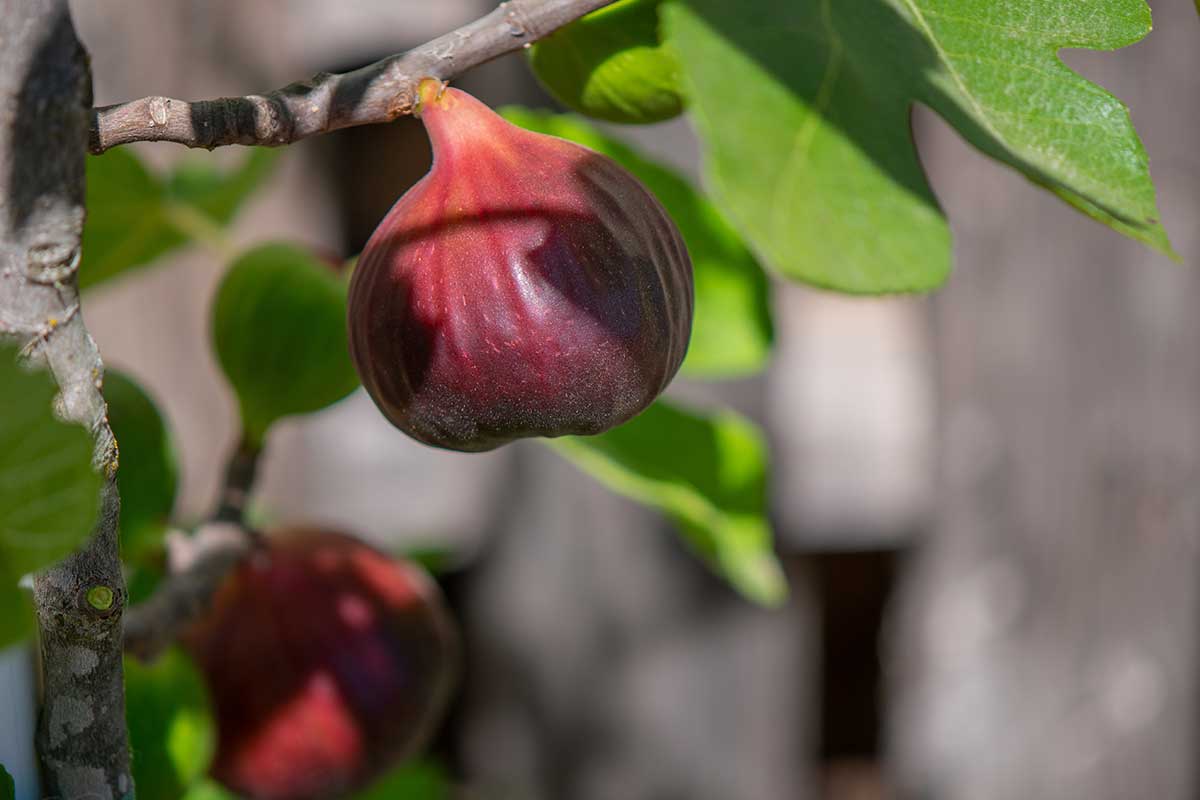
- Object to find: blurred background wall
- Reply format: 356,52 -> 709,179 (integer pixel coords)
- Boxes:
71,1 -> 1200,798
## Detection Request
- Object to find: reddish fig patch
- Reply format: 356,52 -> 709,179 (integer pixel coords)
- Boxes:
348,80 -> 693,451
184,529 -> 457,800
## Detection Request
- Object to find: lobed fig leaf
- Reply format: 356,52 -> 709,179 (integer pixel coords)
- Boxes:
212,243 -> 359,447
662,0 -> 1173,293
349,81 -> 693,452
529,0 -> 685,124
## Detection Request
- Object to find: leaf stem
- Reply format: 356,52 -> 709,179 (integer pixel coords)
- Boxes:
161,202 -> 238,261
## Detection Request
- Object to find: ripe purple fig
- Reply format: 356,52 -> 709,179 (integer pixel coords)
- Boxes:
183,529 -> 457,800
348,79 -> 693,452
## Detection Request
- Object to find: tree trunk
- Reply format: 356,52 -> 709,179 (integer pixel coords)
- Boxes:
0,2 -> 132,796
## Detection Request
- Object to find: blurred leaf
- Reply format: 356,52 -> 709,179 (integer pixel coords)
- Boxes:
663,0 -> 1172,294
550,400 -> 786,605
166,148 -> 280,227
500,107 -> 773,377
125,553 -> 167,606
0,578 -> 32,653
81,149 -> 178,289
350,760 -> 451,800
212,243 -> 359,446
0,344 -> 100,647
81,148 -> 279,290
0,765 -> 13,800
105,371 -> 178,561
398,547 -> 458,577
179,778 -> 238,800
528,0 -> 685,124
125,648 -> 215,800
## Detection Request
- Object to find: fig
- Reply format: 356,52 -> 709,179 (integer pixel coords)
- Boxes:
529,0 -> 686,124
348,79 -> 693,452
183,529 -> 458,800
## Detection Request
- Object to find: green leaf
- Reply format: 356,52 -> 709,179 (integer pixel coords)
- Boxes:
166,148 -> 280,227
550,400 -> 786,605
126,556 -> 167,606
0,578 -> 33,648
500,107 -> 773,377
212,243 -> 360,445
0,764 -> 13,800
663,0 -> 1173,294
179,779 -> 239,800
528,0 -> 686,124
0,344 -> 101,647
349,760 -> 451,800
125,648 -> 215,800
105,371 -> 178,561
81,149 -> 179,290
81,148 -> 279,290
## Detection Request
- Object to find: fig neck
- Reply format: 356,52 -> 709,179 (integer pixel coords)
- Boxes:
417,83 -> 512,165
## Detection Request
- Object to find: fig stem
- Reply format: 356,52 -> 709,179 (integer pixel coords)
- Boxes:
88,0 -> 619,153
162,201 -> 238,260
213,435 -> 262,526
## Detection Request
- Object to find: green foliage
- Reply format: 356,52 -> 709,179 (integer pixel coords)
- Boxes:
81,148 -> 279,289
551,400 -> 786,606
125,648 -> 216,800
125,557 -> 167,606
349,760 -> 451,800
0,580 -> 33,649
0,765 -> 12,800
500,107 -> 773,377
82,149 -> 175,289
105,370 -> 178,561
663,0 -> 1173,294
529,0 -> 686,124
212,243 -> 360,446
167,149 -> 279,226
179,779 -> 238,800
0,344 -> 101,647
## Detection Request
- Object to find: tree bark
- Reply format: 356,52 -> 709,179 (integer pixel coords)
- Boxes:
0,2 -> 132,797
88,0 -> 616,153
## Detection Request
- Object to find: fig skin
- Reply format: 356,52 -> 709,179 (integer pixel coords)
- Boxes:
183,529 -> 458,800
347,80 -> 693,452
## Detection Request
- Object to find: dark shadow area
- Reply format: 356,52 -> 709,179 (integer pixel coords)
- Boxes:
7,5 -> 89,233
813,549 -> 898,763
786,546 -> 906,800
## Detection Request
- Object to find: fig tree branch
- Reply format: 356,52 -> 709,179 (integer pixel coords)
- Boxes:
212,438 -> 262,524
123,438 -> 262,660
123,523 -> 255,662
89,0 -> 615,153
0,1 -> 132,796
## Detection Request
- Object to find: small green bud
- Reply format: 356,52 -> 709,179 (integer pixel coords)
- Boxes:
86,585 -> 115,611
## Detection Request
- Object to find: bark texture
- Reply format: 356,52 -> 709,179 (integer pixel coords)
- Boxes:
0,2 -> 132,796
89,0 -> 616,153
